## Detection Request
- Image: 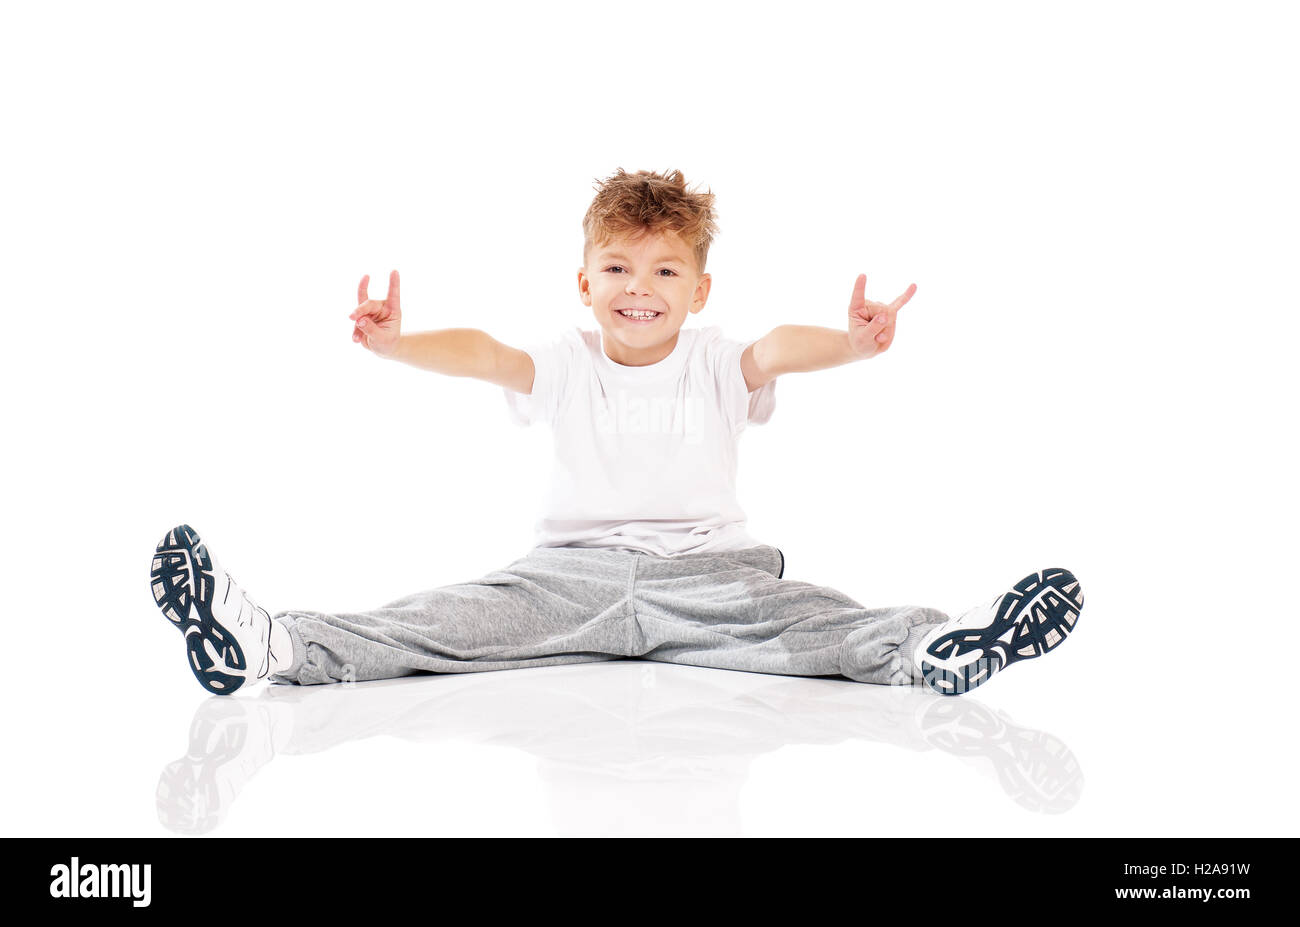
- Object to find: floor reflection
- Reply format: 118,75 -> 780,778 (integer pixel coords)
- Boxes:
156,661 -> 1083,835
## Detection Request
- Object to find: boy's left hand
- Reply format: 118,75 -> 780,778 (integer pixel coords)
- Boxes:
847,274 -> 916,358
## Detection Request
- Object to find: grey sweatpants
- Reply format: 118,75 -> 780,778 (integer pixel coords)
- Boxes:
269,544 -> 949,688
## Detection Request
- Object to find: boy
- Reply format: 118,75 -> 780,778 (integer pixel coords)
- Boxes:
149,168 -> 1083,699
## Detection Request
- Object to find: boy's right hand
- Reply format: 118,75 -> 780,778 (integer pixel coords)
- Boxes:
350,270 -> 402,357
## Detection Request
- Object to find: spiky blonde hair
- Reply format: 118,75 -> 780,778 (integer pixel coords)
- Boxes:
582,168 -> 719,274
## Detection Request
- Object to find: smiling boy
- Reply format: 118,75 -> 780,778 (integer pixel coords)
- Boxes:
149,168 -> 1083,698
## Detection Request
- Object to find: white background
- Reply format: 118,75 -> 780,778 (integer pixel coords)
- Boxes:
2,0 -> 1296,837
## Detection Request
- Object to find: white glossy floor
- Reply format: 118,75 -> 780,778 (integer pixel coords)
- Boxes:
146,662 -> 1086,837
7,595 -> 1297,838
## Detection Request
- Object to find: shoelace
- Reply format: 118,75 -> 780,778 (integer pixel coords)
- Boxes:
225,572 -> 267,617
953,593 -> 1003,627
222,572 -> 273,676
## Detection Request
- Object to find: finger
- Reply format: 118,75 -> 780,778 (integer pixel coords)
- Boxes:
849,274 -> 866,308
356,316 -> 392,342
351,301 -> 392,323
889,283 -> 917,312
387,269 -> 400,311
358,275 -> 370,306
863,312 -> 889,335
359,322 -> 378,350
352,326 -> 363,343
862,300 -> 889,324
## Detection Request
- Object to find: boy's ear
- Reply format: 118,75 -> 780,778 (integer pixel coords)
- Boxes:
577,267 -> 591,305
691,273 -> 712,312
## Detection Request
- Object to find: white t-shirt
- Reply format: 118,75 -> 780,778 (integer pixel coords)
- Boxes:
503,325 -> 777,557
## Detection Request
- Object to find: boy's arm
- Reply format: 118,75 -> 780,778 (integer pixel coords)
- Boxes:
389,330 -> 535,393
349,270 -> 535,393
740,274 -> 917,391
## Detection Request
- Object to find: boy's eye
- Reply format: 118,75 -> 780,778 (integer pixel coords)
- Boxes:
605,266 -> 677,277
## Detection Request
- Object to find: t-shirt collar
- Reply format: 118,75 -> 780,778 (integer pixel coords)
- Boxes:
596,329 -> 691,378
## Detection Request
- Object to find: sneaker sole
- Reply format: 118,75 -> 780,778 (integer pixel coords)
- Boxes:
150,524 -> 249,695
921,568 -> 1084,696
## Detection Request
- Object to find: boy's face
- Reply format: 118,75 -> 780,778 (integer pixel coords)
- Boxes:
578,230 -> 712,366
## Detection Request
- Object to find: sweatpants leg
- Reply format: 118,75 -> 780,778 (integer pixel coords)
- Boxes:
270,546 -> 644,686
630,545 -> 950,686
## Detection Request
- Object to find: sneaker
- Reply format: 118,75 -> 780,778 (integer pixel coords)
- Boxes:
149,524 -> 279,695
916,568 -> 1084,696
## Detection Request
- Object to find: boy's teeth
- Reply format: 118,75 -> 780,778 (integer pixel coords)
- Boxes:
619,310 -> 659,319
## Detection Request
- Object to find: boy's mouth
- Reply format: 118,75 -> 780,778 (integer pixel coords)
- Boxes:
614,308 -> 663,323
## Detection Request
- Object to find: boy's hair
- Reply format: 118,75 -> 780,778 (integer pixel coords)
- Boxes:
583,168 -> 719,275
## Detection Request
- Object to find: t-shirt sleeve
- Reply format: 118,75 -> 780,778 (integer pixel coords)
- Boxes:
705,327 -> 778,432
502,329 -> 579,427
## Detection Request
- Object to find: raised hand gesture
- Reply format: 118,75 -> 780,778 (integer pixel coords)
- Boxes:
847,274 -> 916,358
350,270 -> 402,357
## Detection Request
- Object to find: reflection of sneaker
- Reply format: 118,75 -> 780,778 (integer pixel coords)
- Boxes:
917,697 -> 1084,813
917,568 -> 1084,696
149,524 -> 280,695
156,696 -> 292,834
